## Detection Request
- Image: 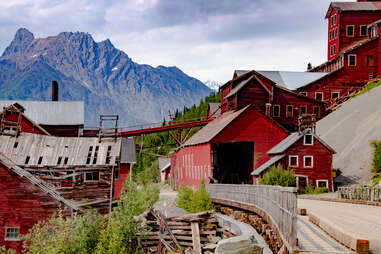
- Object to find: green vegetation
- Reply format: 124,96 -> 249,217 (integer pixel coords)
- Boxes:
133,92 -> 220,184
370,140 -> 381,187
177,184 -> 214,213
298,185 -> 329,195
352,80 -> 381,99
22,181 -> 159,254
0,246 -> 15,254
258,164 -> 296,187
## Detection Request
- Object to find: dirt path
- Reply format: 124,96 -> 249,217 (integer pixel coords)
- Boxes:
153,184 -> 188,218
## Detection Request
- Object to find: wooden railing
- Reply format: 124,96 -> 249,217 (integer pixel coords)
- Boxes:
206,184 -> 297,252
338,187 -> 381,202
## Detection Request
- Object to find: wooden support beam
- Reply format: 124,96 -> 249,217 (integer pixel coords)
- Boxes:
191,222 -> 201,254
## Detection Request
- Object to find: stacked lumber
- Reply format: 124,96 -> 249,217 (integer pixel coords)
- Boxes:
141,210 -> 219,253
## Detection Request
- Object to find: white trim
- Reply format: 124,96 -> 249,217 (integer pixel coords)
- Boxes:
303,156 -> 314,168
303,134 -> 314,146
84,171 -> 100,182
316,180 -> 329,188
273,104 -> 280,117
5,227 -> 20,241
295,175 -> 309,189
288,155 -> 298,167
331,91 -> 340,99
348,54 -> 356,66
315,92 -> 324,101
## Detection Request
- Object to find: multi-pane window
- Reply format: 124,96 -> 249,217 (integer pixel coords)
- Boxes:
84,171 -> 100,182
335,28 -> 338,38
304,156 -> 313,168
348,54 -> 356,66
360,25 -> 367,36
315,92 -> 323,101
346,25 -> 354,37
273,105 -> 280,117
317,180 -> 328,188
289,156 -> 298,167
5,227 -> 19,241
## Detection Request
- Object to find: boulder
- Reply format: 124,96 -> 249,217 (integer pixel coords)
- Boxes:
215,235 -> 263,254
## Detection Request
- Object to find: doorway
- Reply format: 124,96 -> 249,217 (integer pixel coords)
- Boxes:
212,141 -> 254,184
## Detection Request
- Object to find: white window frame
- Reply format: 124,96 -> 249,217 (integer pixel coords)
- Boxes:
316,180 -> 329,188
315,92 -> 324,101
303,156 -> 314,168
346,25 -> 354,37
288,155 -> 299,167
348,54 -> 357,66
333,14 -> 336,25
331,91 -> 340,99
371,26 -> 378,38
303,134 -> 314,146
286,105 -> 293,118
360,25 -> 367,36
273,104 -> 280,117
84,171 -> 100,182
5,227 -> 20,241
296,175 -> 309,189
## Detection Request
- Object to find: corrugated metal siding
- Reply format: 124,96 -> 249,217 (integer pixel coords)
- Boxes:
120,138 -> 136,163
0,133 -> 121,167
0,101 -> 84,125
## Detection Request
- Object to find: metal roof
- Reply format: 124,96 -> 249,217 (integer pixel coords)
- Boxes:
226,76 -> 256,98
208,103 -> 221,118
234,70 -> 328,90
0,153 -> 79,210
251,154 -> 284,176
159,157 -> 171,172
0,100 -> 84,125
120,137 -> 137,164
267,130 -> 335,155
0,133 -> 122,167
329,2 -> 381,14
182,106 -> 250,147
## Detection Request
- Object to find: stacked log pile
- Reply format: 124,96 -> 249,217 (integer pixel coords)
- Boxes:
140,209 -> 220,253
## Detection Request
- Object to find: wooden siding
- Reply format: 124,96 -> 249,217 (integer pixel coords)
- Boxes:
282,136 -> 333,191
236,79 -> 269,111
0,162 -> 59,253
2,111 -> 47,135
113,163 -> 131,199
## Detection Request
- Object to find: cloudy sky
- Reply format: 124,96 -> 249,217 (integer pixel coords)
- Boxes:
0,0 -> 347,83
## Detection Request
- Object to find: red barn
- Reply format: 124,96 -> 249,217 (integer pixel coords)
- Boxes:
220,70 -> 326,131
0,153 -> 78,253
171,105 -> 289,189
252,130 -> 336,191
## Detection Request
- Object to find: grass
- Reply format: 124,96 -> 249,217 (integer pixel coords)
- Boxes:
351,80 -> 381,99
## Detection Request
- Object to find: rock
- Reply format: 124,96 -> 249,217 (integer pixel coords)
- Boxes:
215,235 -> 263,254
211,236 -> 222,244
203,243 -> 218,250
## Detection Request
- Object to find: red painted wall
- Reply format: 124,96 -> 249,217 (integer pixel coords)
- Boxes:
282,136 -> 333,191
0,162 -> 58,253
40,125 -> 81,137
212,107 -> 288,169
113,164 -> 131,199
2,112 -> 47,135
328,8 -> 340,60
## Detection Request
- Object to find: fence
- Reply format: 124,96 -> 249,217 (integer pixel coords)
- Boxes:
338,187 -> 381,202
206,184 -> 297,252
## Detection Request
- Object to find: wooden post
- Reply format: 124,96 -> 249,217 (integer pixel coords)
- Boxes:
191,222 -> 201,254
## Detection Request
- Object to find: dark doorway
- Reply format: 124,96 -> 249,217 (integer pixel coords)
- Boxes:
298,176 -> 308,190
212,141 -> 254,184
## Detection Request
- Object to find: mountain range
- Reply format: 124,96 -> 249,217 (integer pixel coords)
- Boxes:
204,80 -> 222,91
0,28 -> 212,126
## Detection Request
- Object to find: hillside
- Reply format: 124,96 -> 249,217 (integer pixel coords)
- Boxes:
317,81 -> 381,185
0,28 -> 212,126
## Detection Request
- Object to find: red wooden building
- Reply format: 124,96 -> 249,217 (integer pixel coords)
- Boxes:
251,130 -> 336,191
220,70 -> 326,132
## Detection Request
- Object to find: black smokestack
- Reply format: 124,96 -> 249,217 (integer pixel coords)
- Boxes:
52,81 -> 58,101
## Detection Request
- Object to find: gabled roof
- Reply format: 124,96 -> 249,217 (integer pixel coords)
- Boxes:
234,70 -> 329,90
159,157 -> 171,172
267,130 -> 336,155
251,154 -> 285,176
325,2 -> 381,18
208,103 -> 221,118
0,152 -> 79,211
182,106 -> 250,147
0,101 -> 84,125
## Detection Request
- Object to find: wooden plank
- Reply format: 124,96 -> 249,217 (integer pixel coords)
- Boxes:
191,222 -> 201,254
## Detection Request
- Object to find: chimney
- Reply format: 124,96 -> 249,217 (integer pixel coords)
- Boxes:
52,81 -> 58,101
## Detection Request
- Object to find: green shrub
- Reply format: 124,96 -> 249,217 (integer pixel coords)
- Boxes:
371,140 -> 381,173
0,246 -> 16,254
259,164 -> 296,187
372,173 -> 381,186
298,185 -> 329,195
177,184 -> 214,213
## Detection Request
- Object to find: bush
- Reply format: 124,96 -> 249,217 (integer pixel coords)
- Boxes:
372,173 -> 381,186
298,185 -> 329,195
371,140 -> 381,173
0,246 -> 16,254
259,164 -> 296,187
177,184 -> 214,213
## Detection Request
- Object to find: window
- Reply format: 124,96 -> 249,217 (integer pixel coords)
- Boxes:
105,145 -> 112,164
331,16 -> 334,27
304,156 -> 313,168
331,92 -> 340,100
273,105 -> 280,117
84,171 -> 99,182
366,55 -> 374,66
289,155 -> 298,167
333,44 -> 336,55
335,27 -> 338,38
333,14 -> 336,25
64,157 -> 69,165
315,92 -> 323,101
93,146 -> 99,165
57,156 -> 62,165
330,45 -> 333,56
348,54 -> 356,66
37,156 -> 43,165
86,146 -> 92,165
329,30 -> 333,41
371,26 -> 378,38
304,134 -> 313,145
300,105 -> 307,115
286,105 -> 293,118
360,25 -> 367,36
25,156 -> 30,165
313,106 -> 320,117
5,227 -> 19,241
317,180 -> 329,188
346,25 -> 354,37
114,167 -> 120,180
13,142 -> 18,149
